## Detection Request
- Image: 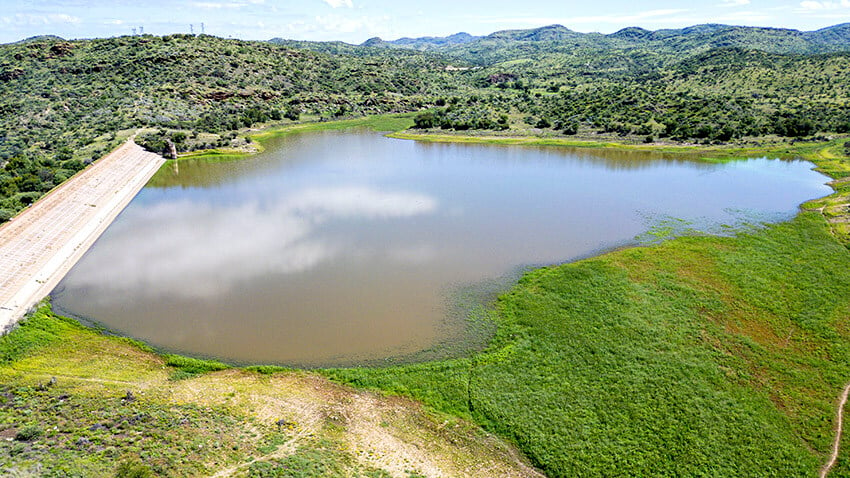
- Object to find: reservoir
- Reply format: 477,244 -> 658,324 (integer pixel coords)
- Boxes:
52,130 -> 832,366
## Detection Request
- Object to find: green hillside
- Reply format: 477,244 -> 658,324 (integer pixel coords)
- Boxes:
353,23 -> 850,65
2,25 -> 850,220
0,34 -> 469,219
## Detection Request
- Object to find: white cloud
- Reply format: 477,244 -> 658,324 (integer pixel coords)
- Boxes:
52,13 -> 81,24
323,0 -> 354,8
285,186 -> 437,220
574,9 -> 692,24
190,1 -> 249,9
714,10 -> 773,23
105,19 -> 124,25
719,0 -> 750,6
478,9 -> 692,27
313,13 -> 392,35
5,13 -> 81,25
65,186 -> 438,299
188,0 -> 264,8
799,0 -> 850,10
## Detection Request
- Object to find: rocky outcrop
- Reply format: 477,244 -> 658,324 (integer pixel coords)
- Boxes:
163,139 -> 177,159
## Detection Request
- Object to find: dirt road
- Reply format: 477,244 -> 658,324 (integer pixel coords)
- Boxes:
0,140 -> 164,331
822,382 -> 850,477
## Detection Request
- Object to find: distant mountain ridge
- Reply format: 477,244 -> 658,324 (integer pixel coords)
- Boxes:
358,22 -> 850,49
8,35 -> 66,45
269,23 -> 850,65
362,32 -> 481,49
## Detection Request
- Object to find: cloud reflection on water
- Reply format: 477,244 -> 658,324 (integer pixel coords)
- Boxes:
67,186 -> 438,299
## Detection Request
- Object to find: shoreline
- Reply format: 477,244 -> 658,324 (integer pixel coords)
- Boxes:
230,117 -> 850,240
175,115 -> 849,177
388,130 -> 848,162
31,117 -> 850,362
9,114 -> 846,340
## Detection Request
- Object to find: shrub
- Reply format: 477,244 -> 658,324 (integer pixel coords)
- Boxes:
15,425 -> 42,442
115,459 -> 153,478
561,122 -> 579,135
165,354 -> 229,378
413,111 -> 437,129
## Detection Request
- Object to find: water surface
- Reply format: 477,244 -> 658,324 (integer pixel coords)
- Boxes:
52,131 -> 831,366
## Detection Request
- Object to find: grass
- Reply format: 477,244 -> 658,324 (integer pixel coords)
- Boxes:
327,212 -> 850,477
0,308 -> 535,476
390,130 -> 850,164
163,355 -> 229,380
321,125 -> 850,476
0,306 -> 74,365
246,440 -> 395,478
0,307 -> 260,476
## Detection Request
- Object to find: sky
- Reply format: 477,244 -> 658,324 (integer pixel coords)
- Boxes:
2,0 -> 849,44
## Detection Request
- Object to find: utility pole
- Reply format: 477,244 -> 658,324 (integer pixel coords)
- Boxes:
140,26 -> 144,35
190,24 -> 194,35
201,23 -> 205,35
131,27 -> 137,36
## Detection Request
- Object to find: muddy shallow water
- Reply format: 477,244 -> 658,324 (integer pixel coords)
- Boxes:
52,130 -> 832,366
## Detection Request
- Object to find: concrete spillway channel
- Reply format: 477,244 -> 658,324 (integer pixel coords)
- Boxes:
0,140 -> 165,332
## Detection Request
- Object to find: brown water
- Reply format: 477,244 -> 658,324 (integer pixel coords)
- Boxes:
52,130 -> 831,366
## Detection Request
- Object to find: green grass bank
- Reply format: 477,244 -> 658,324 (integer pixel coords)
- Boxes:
0,306 -> 538,477
327,211 -> 850,476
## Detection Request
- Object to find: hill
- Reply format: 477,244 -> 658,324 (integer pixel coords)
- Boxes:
1,24 -> 850,220
0,34 -> 469,219
339,23 -> 850,66
359,32 -> 481,50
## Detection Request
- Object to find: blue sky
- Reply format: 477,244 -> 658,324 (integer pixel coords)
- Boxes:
2,0 -> 849,44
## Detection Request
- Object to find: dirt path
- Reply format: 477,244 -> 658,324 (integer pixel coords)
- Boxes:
0,140 -> 164,332
208,433 -> 302,478
9,371 -> 140,387
168,371 -> 544,478
821,382 -> 850,478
